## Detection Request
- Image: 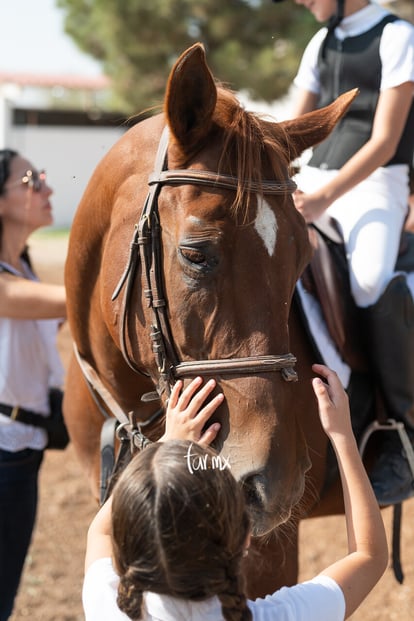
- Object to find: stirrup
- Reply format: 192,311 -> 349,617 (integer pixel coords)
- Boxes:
359,419 -> 414,479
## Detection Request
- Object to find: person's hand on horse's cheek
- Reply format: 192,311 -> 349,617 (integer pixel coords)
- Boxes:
159,377 -> 223,444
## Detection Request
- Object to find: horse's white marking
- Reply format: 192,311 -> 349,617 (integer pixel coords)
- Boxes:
254,196 -> 277,256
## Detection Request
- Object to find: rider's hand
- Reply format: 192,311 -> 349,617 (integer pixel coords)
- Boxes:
293,189 -> 329,223
311,363 -> 353,441
159,377 -> 224,446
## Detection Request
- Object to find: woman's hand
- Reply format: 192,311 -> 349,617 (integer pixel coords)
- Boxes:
293,189 -> 329,223
159,377 -> 224,446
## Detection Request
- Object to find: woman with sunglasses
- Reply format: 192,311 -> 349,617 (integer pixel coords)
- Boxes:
0,149 -> 66,620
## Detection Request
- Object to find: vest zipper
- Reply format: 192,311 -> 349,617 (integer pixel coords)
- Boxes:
318,38 -> 344,168
334,38 -> 343,99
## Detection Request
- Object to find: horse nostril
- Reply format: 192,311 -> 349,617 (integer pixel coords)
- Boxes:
241,473 -> 268,510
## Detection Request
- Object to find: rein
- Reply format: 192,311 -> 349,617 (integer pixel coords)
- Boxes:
112,126 -> 299,398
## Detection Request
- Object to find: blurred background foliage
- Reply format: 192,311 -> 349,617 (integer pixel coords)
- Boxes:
57,0 -> 413,114
56,0 -> 318,112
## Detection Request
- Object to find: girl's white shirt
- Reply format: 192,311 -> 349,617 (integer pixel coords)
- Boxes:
0,260 -> 65,451
82,557 -> 346,621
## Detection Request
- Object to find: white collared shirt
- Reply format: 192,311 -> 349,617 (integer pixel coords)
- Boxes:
294,4 -> 414,94
0,260 -> 65,451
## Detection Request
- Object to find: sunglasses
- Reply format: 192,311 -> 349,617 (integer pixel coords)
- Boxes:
5,169 -> 47,193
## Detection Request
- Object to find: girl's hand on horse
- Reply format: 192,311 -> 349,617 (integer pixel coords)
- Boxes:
160,377 -> 224,446
88,376 -> 224,572
293,189 -> 329,223
311,363 -> 353,441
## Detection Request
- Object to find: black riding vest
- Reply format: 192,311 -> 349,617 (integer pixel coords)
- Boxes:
309,14 -> 414,169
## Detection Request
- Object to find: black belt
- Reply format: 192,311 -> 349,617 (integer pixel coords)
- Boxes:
0,403 -> 49,428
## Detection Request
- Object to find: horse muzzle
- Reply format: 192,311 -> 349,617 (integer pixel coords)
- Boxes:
241,460 -> 310,536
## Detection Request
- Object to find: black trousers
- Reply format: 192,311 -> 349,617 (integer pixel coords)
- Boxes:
0,448 -> 43,621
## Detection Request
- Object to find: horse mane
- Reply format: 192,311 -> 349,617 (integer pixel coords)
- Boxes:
213,84 -> 293,220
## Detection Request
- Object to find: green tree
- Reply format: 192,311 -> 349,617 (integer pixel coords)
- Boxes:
394,0 -> 414,23
57,0 -> 318,113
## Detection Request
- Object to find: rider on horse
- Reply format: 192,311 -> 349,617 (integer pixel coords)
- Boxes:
274,0 -> 414,505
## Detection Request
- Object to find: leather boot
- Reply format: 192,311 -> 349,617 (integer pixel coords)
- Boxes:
361,274 -> 414,505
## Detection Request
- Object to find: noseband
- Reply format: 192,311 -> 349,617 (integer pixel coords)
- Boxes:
112,127 -> 299,398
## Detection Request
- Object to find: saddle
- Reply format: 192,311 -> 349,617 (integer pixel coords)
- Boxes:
301,215 -> 414,377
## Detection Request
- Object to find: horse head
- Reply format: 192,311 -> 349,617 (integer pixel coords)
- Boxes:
65,43 -> 357,536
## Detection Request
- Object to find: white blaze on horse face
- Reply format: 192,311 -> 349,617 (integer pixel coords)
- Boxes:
254,196 -> 277,256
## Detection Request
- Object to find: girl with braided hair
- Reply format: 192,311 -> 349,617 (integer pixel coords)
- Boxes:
83,367 -> 387,621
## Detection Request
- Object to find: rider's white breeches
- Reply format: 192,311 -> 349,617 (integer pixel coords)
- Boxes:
294,163 -> 410,307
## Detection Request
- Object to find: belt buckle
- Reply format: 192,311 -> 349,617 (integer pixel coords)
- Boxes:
10,406 -> 20,420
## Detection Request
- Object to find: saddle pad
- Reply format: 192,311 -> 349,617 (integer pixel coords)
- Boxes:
296,280 -> 351,388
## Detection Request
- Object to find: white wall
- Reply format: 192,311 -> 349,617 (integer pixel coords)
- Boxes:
0,98 -> 13,147
1,86 -> 299,229
4,121 -> 125,228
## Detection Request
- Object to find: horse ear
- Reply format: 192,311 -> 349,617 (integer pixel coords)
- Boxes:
165,43 -> 217,151
278,88 -> 359,162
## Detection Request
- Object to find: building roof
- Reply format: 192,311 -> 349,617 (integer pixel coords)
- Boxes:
0,71 -> 110,90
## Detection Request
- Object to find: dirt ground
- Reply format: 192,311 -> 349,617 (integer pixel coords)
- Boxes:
9,233 -> 414,621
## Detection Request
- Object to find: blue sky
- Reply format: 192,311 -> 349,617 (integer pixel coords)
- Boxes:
0,0 -> 103,76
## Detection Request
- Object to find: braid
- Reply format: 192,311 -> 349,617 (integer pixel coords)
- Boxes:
218,564 -> 252,621
112,442 -> 253,619
117,568 -> 144,621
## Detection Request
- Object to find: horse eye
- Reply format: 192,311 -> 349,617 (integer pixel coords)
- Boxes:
180,247 -> 207,264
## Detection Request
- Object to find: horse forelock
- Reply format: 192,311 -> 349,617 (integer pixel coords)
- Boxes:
213,85 -> 292,221
167,84 -> 294,223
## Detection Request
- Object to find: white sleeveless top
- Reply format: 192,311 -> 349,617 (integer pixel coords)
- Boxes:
0,260 -> 65,451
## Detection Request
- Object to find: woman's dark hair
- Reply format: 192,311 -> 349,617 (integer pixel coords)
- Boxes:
0,148 -> 32,265
0,149 -> 18,196
0,149 -> 18,254
112,440 -> 252,621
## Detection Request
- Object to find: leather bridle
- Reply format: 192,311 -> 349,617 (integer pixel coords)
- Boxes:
73,125 -> 301,502
112,127 -> 299,399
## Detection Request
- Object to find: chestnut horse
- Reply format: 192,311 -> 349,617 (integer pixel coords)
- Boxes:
64,43 -> 357,597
